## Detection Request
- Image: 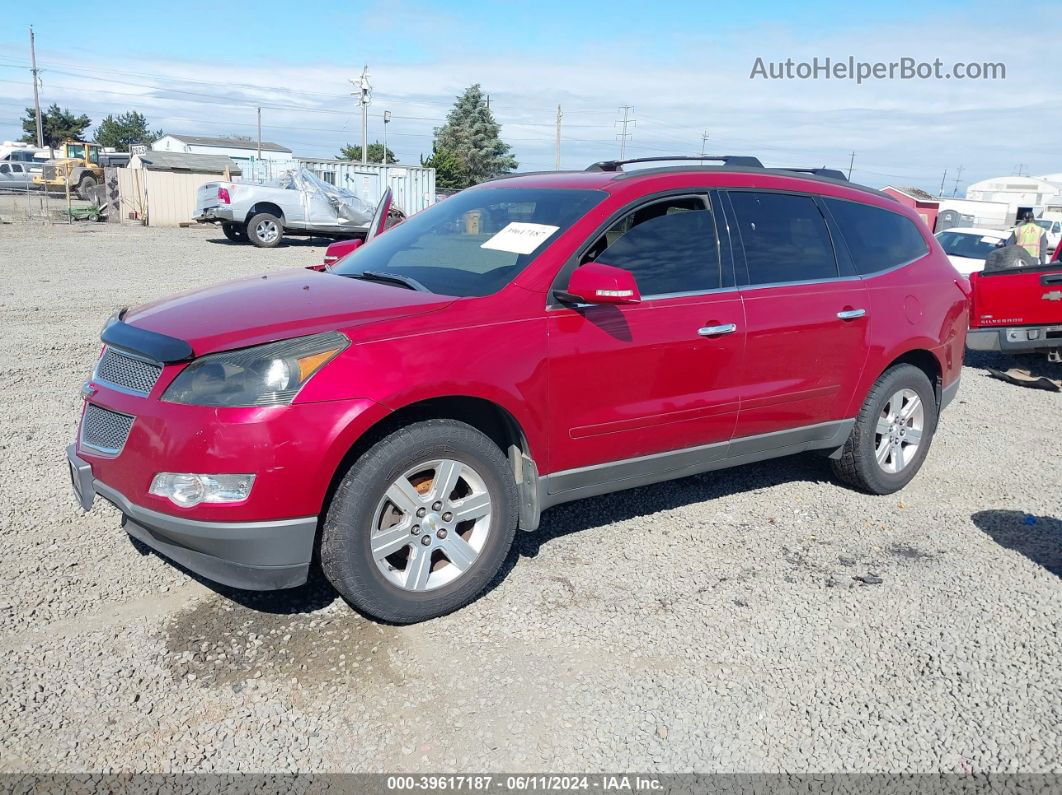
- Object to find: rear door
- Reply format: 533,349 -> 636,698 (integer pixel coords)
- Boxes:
725,190 -> 870,439
546,192 -> 745,476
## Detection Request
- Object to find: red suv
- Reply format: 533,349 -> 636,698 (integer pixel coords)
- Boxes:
67,156 -> 968,623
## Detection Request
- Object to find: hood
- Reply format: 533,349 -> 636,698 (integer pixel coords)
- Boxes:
945,254 -> 984,276
123,268 -> 456,355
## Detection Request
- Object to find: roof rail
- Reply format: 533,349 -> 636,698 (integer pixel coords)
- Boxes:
779,167 -> 849,181
586,155 -> 764,172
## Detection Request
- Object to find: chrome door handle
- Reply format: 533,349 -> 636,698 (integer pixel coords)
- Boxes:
698,323 -> 738,337
837,309 -> 866,320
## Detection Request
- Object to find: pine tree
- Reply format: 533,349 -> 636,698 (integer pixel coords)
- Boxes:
430,85 -> 517,189
20,104 -> 91,148
94,111 -> 162,152
420,145 -> 462,191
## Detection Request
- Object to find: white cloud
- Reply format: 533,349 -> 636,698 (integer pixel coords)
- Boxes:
2,9 -> 1057,194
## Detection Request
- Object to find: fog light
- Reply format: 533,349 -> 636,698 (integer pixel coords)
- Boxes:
149,473 -> 255,507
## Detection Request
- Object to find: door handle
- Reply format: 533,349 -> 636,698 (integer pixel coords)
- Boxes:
698,323 -> 738,337
837,308 -> 866,320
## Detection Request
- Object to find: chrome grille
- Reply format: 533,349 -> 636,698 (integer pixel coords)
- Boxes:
95,348 -> 162,395
81,404 -> 134,455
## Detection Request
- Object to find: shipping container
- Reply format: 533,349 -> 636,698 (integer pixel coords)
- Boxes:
294,158 -> 436,217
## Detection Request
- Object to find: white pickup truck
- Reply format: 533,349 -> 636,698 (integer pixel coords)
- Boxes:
194,167 -> 386,248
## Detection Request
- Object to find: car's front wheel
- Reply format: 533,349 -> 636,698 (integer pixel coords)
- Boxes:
831,363 -> 938,494
247,212 -> 283,248
321,419 -> 518,623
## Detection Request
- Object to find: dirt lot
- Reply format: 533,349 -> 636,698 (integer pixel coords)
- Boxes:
1,221 -> 1059,773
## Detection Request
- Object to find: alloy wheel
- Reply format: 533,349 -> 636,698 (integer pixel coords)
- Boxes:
874,388 -> 924,474
255,219 -> 279,243
370,459 -> 492,591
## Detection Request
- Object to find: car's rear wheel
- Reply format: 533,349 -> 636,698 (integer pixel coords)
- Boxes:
221,222 -> 248,242
321,419 -> 518,623
831,363 -> 937,494
247,212 -> 283,248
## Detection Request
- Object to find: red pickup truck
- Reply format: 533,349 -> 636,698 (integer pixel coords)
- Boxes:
967,251 -> 1062,361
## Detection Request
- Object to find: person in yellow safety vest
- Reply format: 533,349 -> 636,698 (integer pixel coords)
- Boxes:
1007,211 -> 1048,264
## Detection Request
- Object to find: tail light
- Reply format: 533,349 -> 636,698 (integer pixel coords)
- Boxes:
217,186 -> 231,204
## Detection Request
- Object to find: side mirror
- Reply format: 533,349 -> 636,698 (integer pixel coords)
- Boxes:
557,262 -> 641,305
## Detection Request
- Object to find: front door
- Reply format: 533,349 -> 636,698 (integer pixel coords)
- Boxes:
546,193 -> 745,479
725,190 -> 870,440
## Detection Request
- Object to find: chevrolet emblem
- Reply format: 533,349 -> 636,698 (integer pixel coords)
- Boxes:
1044,290 -> 1062,302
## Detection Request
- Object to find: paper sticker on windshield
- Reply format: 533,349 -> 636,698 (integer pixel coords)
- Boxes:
981,236 -> 999,243
481,223 -> 560,255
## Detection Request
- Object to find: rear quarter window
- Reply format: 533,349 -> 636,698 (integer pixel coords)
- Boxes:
824,199 -> 929,274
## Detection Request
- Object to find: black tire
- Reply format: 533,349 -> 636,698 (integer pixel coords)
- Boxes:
246,212 -> 283,248
221,222 -> 248,242
321,419 -> 518,623
831,364 -> 938,495
76,175 -> 97,201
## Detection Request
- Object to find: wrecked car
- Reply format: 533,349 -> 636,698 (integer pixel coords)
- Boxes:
194,167 -> 400,248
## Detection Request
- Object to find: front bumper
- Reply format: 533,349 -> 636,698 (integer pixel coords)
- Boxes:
967,325 -> 1062,353
194,207 -> 235,223
67,444 -> 316,590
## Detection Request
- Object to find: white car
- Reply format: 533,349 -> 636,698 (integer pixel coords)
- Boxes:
934,227 -> 1008,275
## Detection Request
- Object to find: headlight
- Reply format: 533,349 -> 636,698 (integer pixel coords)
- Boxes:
150,473 -> 254,507
162,331 -> 348,407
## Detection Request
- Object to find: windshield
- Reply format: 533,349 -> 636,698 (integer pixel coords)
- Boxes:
1036,220 -> 1052,230
332,187 -> 605,297
935,231 -> 1002,259
65,144 -> 85,159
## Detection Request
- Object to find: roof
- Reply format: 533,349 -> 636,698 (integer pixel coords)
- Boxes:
129,151 -> 243,174
939,227 -> 1008,238
164,134 -> 291,154
884,186 -> 940,203
483,165 -> 890,201
966,175 -> 1059,192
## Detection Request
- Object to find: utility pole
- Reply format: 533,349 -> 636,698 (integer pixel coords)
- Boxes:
616,105 -> 635,159
554,105 -> 563,170
938,168 -> 948,197
29,26 -> 43,149
700,130 -> 710,157
847,151 -> 855,180
951,165 -> 964,198
256,107 -> 262,163
383,110 -> 391,163
351,65 -> 371,164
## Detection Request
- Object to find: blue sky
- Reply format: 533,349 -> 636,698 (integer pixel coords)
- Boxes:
1,0 -> 1058,193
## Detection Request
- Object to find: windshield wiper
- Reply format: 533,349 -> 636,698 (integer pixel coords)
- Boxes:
350,271 -> 430,292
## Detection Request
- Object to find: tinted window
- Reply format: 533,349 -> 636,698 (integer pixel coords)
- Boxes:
333,188 -> 604,297
729,192 -> 837,285
583,197 -> 719,295
935,231 -> 1001,260
825,199 -> 929,274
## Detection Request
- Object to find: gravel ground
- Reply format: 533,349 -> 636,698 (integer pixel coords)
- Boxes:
1,221 -> 1060,774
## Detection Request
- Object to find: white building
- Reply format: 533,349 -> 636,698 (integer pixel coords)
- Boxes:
965,175 -> 1061,224
152,134 -> 294,180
